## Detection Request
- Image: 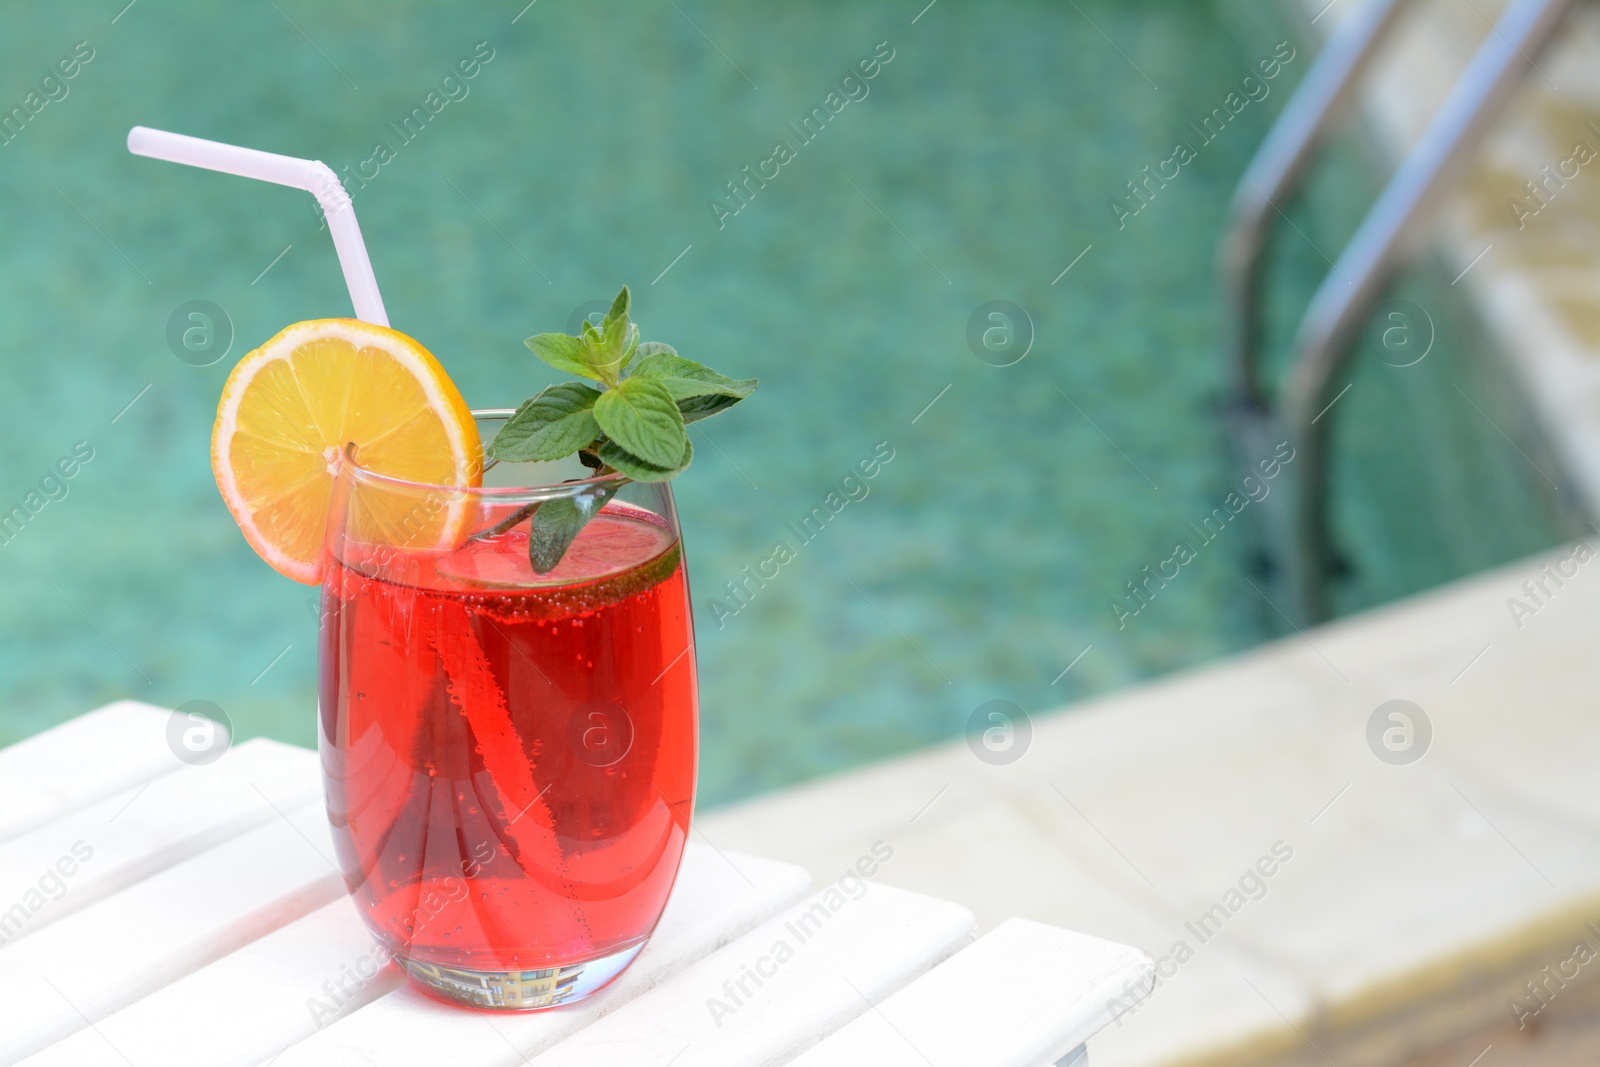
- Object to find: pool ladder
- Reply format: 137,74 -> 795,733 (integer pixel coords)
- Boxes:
1221,0 -> 1576,625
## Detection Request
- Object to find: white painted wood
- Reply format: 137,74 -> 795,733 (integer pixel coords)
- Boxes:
788,918 -> 1155,1067
0,701 -> 190,842
18,895 -> 394,1067
0,738 -> 318,948
526,883 -> 975,1067
0,709 -> 1155,1067
271,845 -> 811,1066
0,799 -> 344,1065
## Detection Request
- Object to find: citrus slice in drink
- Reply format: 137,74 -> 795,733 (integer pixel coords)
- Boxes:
212,318 -> 481,584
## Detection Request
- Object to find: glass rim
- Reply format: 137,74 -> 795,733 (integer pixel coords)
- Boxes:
339,407 -> 631,500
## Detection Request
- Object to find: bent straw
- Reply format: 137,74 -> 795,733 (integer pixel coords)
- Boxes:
127,125 -> 389,327
127,129 -> 577,891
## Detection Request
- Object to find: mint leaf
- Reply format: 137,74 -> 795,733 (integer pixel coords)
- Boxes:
677,392 -> 746,424
526,484 -> 619,574
620,322 -> 641,372
486,279 -> 755,572
488,382 -> 602,463
487,281 -> 758,571
603,285 -> 631,327
592,376 -> 687,468
526,333 -> 598,380
598,436 -> 693,482
631,351 -> 758,402
633,341 -> 675,361
595,315 -> 631,381
562,287 -> 636,385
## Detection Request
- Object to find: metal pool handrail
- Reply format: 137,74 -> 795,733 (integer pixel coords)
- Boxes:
1221,0 -> 1577,625
1220,0 -> 1411,413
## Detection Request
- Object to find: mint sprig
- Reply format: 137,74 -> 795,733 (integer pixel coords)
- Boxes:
484,285 -> 756,573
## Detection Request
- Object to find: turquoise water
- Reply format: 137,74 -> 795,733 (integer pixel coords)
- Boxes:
0,2 -> 1565,805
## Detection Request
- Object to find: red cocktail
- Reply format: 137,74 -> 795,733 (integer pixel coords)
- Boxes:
318,414 -> 697,1010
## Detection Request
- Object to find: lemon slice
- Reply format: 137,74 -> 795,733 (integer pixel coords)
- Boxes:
212,318 -> 481,584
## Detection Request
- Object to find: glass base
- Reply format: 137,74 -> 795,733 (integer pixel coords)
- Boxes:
401,941 -> 646,1011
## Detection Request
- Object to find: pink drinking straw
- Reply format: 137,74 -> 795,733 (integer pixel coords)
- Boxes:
127,125 -> 389,327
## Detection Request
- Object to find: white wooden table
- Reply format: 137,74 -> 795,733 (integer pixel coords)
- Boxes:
0,702 -> 1153,1066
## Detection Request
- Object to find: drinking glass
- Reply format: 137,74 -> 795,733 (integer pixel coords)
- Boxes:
317,410 -> 698,1010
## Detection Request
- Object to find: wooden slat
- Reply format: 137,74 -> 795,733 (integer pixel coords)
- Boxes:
787,919 -> 1156,1067
526,884 -> 975,1066
0,702 -> 191,842
0,799 -> 344,1064
0,707 -> 1154,1066
18,895 -> 392,1067
0,738 -> 318,947
20,846 -> 809,1067
272,845 -> 810,1066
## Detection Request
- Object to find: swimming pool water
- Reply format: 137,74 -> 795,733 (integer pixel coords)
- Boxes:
0,1 -> 1566,805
